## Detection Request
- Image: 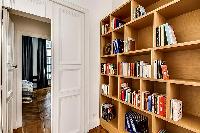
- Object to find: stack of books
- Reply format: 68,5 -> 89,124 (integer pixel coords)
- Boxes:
120,83 -> 140,107
158,129 -> 167,133
111,18 -> 125,29
101,103 -> 116,122
125,110 -> 149,133
118,62 -> 135,77
123,37 -> 135,53
101,63 -> 117,75
101,24 -> 110,35
141,91 -> 166,117
135,61 -> 151,78
112,39 -> 124,54
132,5 -> 146,19
101,84 -> 109,95
156,23 -> 177,47
170,99 -> 182,121
154,60 -> 169,80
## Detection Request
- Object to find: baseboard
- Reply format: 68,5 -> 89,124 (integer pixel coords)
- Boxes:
89,118 -> 100,131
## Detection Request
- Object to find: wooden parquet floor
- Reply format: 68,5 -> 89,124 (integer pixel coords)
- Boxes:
14,87 -> 51,133
89,126 -> 108,133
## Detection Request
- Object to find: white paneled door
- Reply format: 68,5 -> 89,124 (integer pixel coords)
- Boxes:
1,9 -> 15,133
52,3 -> 85,133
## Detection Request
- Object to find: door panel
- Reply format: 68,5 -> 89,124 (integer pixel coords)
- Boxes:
52,3 -> 84,133
59,95 -> 81,133
59,67 -> 81,92
60,8 -> 82,65
1,9 -> 15,133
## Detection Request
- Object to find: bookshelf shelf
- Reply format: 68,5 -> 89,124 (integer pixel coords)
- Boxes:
100,0 -> 200,132
101,30 -> 112,37
127,12 -> 154,29
154,40 -> 200,52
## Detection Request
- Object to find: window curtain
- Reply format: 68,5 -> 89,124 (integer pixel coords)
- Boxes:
37,38 -> 48,89
22,36 -> 33,81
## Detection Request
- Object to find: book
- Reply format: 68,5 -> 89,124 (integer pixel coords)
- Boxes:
156,23 -> 177,47
171,99 -> 182,121
132,5 -> 146,20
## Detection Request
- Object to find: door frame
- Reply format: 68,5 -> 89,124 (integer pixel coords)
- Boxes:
49,0 -> 90,132
1,1 -> 90,132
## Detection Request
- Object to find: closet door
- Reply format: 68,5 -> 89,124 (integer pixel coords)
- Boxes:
52,3 -> 85,133
1,9 -> 15,133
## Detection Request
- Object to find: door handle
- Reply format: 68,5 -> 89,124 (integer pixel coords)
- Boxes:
12,65 -> 17,68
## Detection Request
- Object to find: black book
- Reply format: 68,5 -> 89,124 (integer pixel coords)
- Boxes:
156,27 -> 159,47
164,25 -> 168,46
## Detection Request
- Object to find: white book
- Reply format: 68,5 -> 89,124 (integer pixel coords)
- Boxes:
168,24 -> 177,45
154,60 -> 157,79
172,99 -> 182,121
147,65 -> 151,78
140,61 -> 144,77
161,24 -> 165,46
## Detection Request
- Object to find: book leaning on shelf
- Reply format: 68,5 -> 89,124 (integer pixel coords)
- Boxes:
124,37 -> 135,53
101,23 -> 110,35
119,61 -> 151,78
141,91 -> 166,117
158,129 -> 167,133
101,103 -> 116,122
101,63 -> 117,75
132,5 -> 146,19
156,23 -> 177,47
112,39 -> 124,54
125,110 -> 149,133
170,99 -> 182,121
154,60 -> 169,80
111,17 -> 125,29
101,84 -> 109,95
120,83 -> 140,107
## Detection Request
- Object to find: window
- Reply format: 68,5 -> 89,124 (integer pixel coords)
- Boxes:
46,40 -> 52,80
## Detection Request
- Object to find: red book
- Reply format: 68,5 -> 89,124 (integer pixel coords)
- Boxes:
121,89 -> 125,101
159,95 -> 166,117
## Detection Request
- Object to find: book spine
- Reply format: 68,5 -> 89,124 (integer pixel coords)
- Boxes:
154,60 -> 157,79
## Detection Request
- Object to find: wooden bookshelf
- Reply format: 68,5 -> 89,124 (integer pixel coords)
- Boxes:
100,0 -> 200,132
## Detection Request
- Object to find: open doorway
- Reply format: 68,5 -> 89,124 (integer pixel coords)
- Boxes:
22,36 -> 51,132
9,12 -> 51,133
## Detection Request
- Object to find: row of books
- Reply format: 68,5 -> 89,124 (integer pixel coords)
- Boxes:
158,129 -> 167,133
142,91 -> 166,117
154,60 -> 169,80
112,39 -> 124,54
170,99 -> 182,121
124,37 -> 135,53
125,110 -> 149,133
120,83 -> 140,107
101,103 -> 116,122
101,63 -> 117,75
118,62 -> 135,77
156,23 -> 177,47
119,61 -> 151,78
132,5 -> 146,19
101,24 -> 110,35
111,17 -> 125,29
101,84 -> 109,95
135,61 -> 151,78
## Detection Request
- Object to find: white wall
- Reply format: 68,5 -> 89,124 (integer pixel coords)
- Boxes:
86,0 -> 112,129
112,0 -> 128,9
